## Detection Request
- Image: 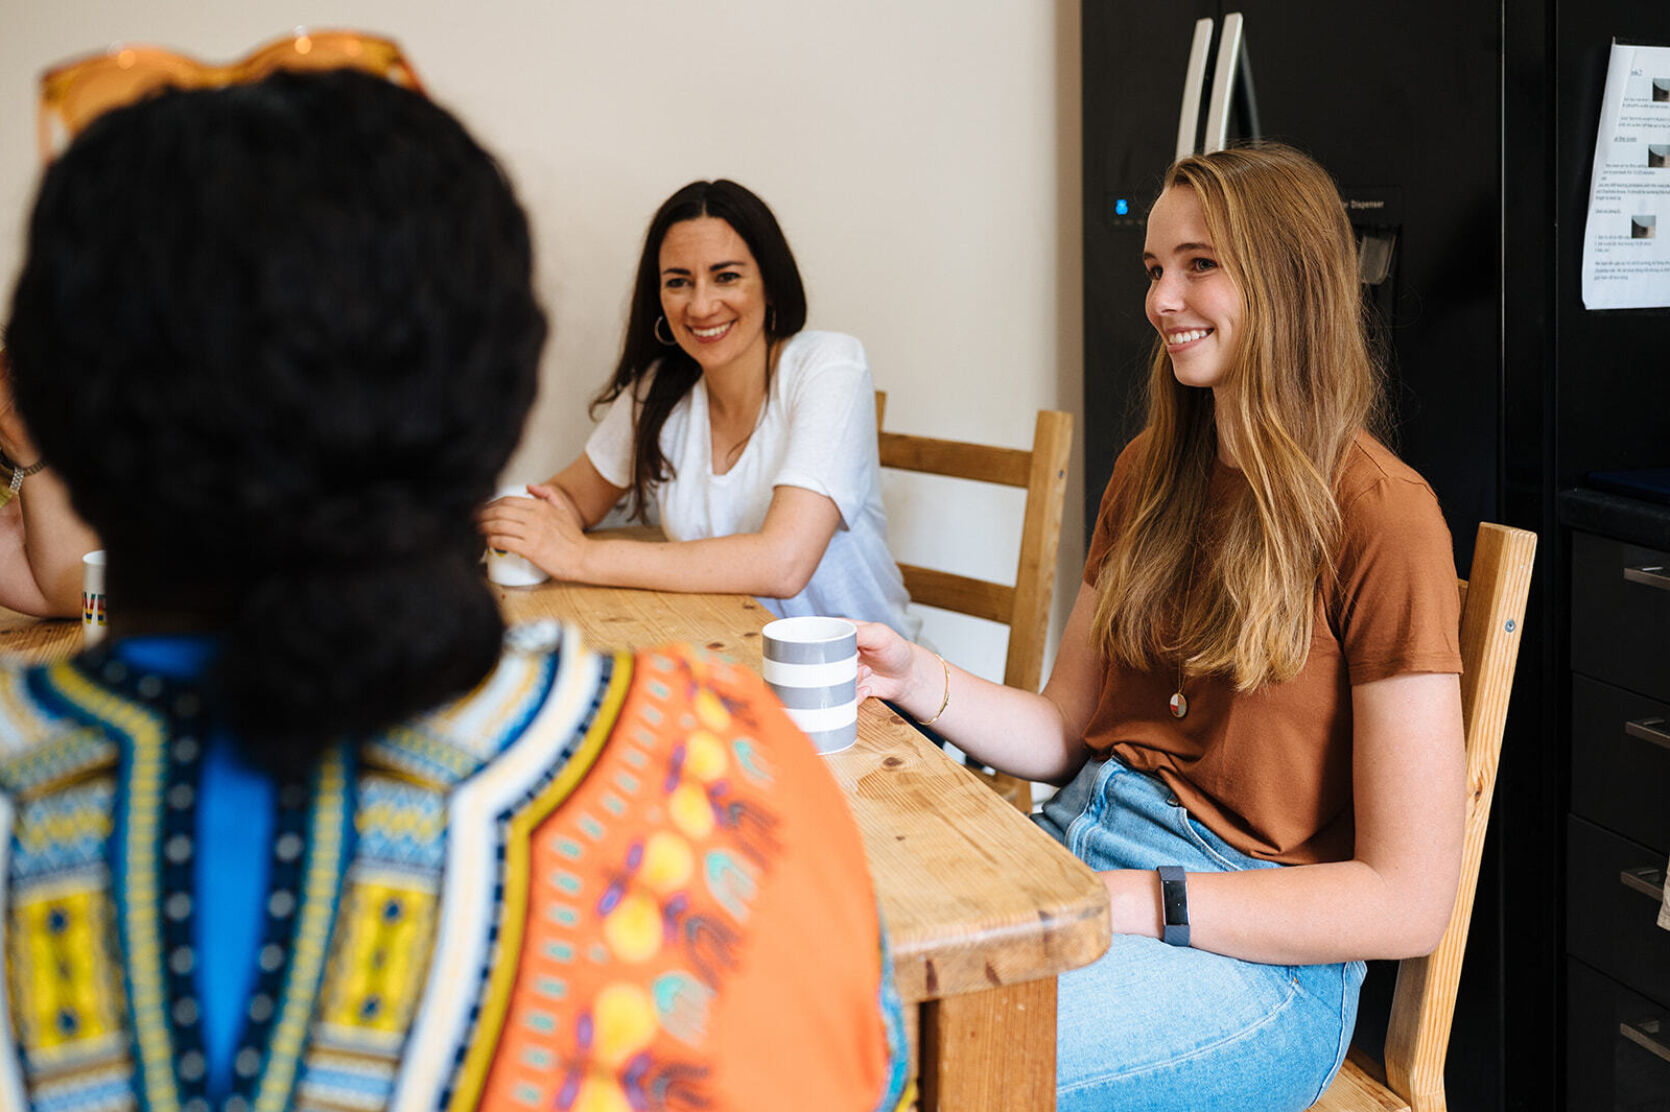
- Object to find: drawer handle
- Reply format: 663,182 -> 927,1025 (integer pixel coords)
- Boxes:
1620,865 -> 1667,902
1621,1016 -> 1670,1067
1625,718 -> 1670,751
1623,564 -> 1670,591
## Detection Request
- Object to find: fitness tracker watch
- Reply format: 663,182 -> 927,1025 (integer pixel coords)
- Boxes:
1157,865 -> 1190,947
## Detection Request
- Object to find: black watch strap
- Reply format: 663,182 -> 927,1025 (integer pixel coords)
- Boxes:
1157,865 -> 1190,947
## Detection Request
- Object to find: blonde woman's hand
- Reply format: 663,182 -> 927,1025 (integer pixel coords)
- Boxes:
854,620 -> 924,706
478,483 -> 589,580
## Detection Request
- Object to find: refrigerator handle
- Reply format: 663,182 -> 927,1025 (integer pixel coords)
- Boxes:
1202,12 -> 1245,153
1175,18 -> 1215,161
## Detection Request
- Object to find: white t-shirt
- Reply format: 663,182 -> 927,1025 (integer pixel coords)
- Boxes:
585,331 -> 921,639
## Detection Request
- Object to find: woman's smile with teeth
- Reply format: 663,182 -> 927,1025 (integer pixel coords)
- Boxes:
1144,187 -> 1239,389
690,322 -> 733,340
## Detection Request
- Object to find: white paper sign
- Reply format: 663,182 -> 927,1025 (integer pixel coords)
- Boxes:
1580,41 -> 1670,310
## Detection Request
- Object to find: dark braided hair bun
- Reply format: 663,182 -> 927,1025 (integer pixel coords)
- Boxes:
7,69 -> 547,772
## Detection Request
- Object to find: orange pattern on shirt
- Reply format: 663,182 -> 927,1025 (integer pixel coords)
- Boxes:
476,646 -> 896,1112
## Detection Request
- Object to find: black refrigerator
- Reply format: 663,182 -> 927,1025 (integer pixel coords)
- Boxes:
1082,2 -> 1670,1110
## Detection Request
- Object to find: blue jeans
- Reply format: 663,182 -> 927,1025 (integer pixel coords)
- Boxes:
1034,756 -> 1365,1112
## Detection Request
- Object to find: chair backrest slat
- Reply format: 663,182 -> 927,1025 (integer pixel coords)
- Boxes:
1382,523 -> 1536,1112
877,431 -> 1034,487
875,392 -> 1074,811
1006,412 -> 1075,691
897,565 -> 1015,626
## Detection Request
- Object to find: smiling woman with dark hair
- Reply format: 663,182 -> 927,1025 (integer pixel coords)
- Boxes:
0,66 -> 906,1112
480,179 -> 919,640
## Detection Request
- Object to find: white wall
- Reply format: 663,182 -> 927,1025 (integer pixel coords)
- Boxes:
0,0 -> 1084,684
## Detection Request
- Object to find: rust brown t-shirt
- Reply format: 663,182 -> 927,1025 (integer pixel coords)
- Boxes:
1082,431 -> 1462,864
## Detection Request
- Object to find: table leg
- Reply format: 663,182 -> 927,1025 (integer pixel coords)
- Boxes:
918,977 -> 1056,1111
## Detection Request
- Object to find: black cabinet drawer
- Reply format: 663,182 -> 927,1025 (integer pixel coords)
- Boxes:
1572,531 -> 1670,703
1568,816 -> 1670,1009
1572,675 -> 1670,855
1567,959 -> 1670,1112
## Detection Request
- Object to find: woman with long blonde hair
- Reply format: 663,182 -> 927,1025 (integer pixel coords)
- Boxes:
856,143 -> 1465,1111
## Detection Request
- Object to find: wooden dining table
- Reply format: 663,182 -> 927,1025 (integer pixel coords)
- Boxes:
0,578 -> 1111,1111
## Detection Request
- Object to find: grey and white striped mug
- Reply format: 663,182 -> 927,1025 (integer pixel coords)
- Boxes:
761,616 -> 859,754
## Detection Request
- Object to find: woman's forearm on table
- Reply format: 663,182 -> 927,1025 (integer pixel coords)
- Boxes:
546,456 -> 623,530
16,471 -> 97,617
885,640 -> 1091,784
0,502 -> 56,616
572,485 -> 840,598
873,580 -> 1104,785
574,531 -> 817,597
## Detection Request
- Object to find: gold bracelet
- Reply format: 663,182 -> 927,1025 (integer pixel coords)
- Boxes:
920,652 -> 951,725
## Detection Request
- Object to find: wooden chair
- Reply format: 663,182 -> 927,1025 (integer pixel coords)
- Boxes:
873,392 -> 1074,812
1310,522 -> 1537,1112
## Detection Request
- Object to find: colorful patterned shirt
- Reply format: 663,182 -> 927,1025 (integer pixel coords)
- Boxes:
0,622 -> 909,1112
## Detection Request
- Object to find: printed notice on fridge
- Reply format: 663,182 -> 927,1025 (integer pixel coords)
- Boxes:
1582,41 -> 1670,309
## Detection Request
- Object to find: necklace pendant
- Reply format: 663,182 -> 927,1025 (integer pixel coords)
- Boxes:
1169,691 -> 1189,719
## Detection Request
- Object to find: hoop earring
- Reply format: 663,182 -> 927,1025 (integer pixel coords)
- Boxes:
654,315 -> 678,346
765,306 -> 778,334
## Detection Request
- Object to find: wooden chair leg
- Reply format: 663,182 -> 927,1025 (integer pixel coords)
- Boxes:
919,978 -> 1056,1111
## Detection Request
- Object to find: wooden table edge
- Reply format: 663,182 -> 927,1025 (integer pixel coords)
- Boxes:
890,894 -> 1112,1005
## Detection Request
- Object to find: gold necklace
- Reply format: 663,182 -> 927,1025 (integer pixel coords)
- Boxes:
1169,546 -> 1200,719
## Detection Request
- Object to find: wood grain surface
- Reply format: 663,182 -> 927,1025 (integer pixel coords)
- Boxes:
920,978 -> 1058,1110
0,580 -> 1112,1009
830,701 -> 1109,1003
497,578 -> 1112,1006
0,608 -> 77,659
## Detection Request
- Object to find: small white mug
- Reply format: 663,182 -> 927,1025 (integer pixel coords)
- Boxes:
761,616 -> 859,754
485,484 -> 551,588
82,549 -> 107,646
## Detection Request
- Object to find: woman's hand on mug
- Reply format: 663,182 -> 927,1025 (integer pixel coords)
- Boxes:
479,484 -> 588,579
854,620 -> 925,706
